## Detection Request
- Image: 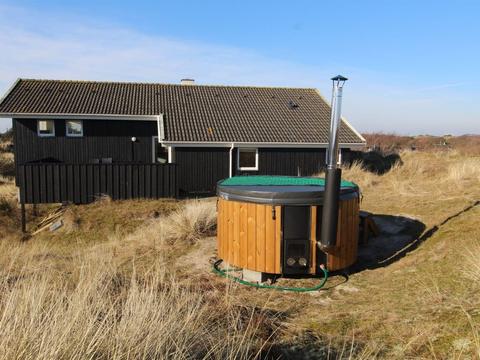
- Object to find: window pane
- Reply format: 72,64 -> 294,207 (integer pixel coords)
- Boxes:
38,120 -> 54,135
66,120 -> 83,136
239,149 -> 256,168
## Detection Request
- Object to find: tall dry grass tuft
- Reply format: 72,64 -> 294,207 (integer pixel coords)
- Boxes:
162,200 -> 217,244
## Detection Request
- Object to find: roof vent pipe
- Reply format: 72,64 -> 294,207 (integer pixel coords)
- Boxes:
180,79 -> 195,85
318,75 -> 348,250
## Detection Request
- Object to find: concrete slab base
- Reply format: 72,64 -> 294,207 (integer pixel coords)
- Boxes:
242,269 -> 269,283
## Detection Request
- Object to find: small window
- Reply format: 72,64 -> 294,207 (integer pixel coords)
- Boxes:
37,120 -> 55,137
238,148 -> 258,171
66,120 -> 83,137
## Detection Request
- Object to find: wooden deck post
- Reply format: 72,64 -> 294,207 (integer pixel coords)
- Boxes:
21,202 -> 26,233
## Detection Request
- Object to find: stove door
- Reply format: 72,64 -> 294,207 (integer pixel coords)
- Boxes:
282,206 -> 311,275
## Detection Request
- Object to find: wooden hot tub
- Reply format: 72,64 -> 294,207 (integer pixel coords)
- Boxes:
216,176 -> 360,275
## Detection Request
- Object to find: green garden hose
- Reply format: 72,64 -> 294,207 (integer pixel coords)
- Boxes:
212,259 -> 329,292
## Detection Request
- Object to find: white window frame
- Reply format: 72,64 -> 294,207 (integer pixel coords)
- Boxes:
37,119 -> 55,137
237,147 -> 259,171
65,120 -> 83,137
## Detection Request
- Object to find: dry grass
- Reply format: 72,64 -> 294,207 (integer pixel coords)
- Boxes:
0,201 -> 278,360
1,148 -> 480,358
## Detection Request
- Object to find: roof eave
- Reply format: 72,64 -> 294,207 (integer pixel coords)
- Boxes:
1,113 -> 160,121
161,141 -> 366,150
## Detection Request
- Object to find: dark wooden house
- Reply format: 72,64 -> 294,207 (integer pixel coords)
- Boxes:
0,78 -> 365,204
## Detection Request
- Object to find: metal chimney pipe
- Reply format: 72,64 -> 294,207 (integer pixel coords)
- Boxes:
318,75 -> 348,250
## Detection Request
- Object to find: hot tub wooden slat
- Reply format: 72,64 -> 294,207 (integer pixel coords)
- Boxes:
274,206 -> 282,274
228,200 -> 234,266
310,206 -> 317,275
265,206 -> 276,273
256,204 -> 266,272
233,201 -> 240,266
239,203 -> 248,268
217,199 -> 224,261
247,203 -> 257,269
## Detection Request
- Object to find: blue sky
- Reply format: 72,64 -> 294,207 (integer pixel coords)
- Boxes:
0,0 -> 479,135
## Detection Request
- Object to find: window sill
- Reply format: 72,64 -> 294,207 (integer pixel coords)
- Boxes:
238,167 -> 258,171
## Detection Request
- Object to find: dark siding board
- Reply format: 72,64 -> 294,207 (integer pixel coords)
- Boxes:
119,166 -> 126,199
138,165 -> 145,198
107,165 -> 113,198
113,165 -> 119,200
60,165 -> 67,200
39,165 -> 47,203
93,166 -> 100,198
53,165 -> 60,202
67,165 -> 74,202
73,165 -> 81,204
81,165 -> 88,204
86,165 -> 93,202
26,165 -> 33,203
152,166 -> 157,198
145,165 -> 151,198
126,165 -> 132,199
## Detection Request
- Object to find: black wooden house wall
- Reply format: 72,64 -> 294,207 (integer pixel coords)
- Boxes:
233,148 -> 328,177
14,118 -> 157,165
176,148 -> 229,195
13,118 -> 347,196
176,147 -> 330,195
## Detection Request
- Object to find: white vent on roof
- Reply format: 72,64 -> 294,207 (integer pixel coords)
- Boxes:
180,79 -> 195,85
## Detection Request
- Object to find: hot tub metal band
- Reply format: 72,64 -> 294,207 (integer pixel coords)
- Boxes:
212,259 -> 329,292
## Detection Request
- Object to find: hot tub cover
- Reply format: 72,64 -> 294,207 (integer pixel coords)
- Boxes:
217,176 -> 359,205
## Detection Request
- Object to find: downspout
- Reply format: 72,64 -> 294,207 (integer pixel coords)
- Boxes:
318,75 -> 347,250
229,143 -> 234,177
156,113 -> 174,163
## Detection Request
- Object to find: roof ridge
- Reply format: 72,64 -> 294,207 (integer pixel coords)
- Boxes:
17,78 -> 317,91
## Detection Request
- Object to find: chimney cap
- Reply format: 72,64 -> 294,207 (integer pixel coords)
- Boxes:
180,79 -> 195,85
331,75 -> 348,81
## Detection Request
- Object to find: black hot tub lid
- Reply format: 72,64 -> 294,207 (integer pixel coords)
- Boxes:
217,176 -> 359,205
